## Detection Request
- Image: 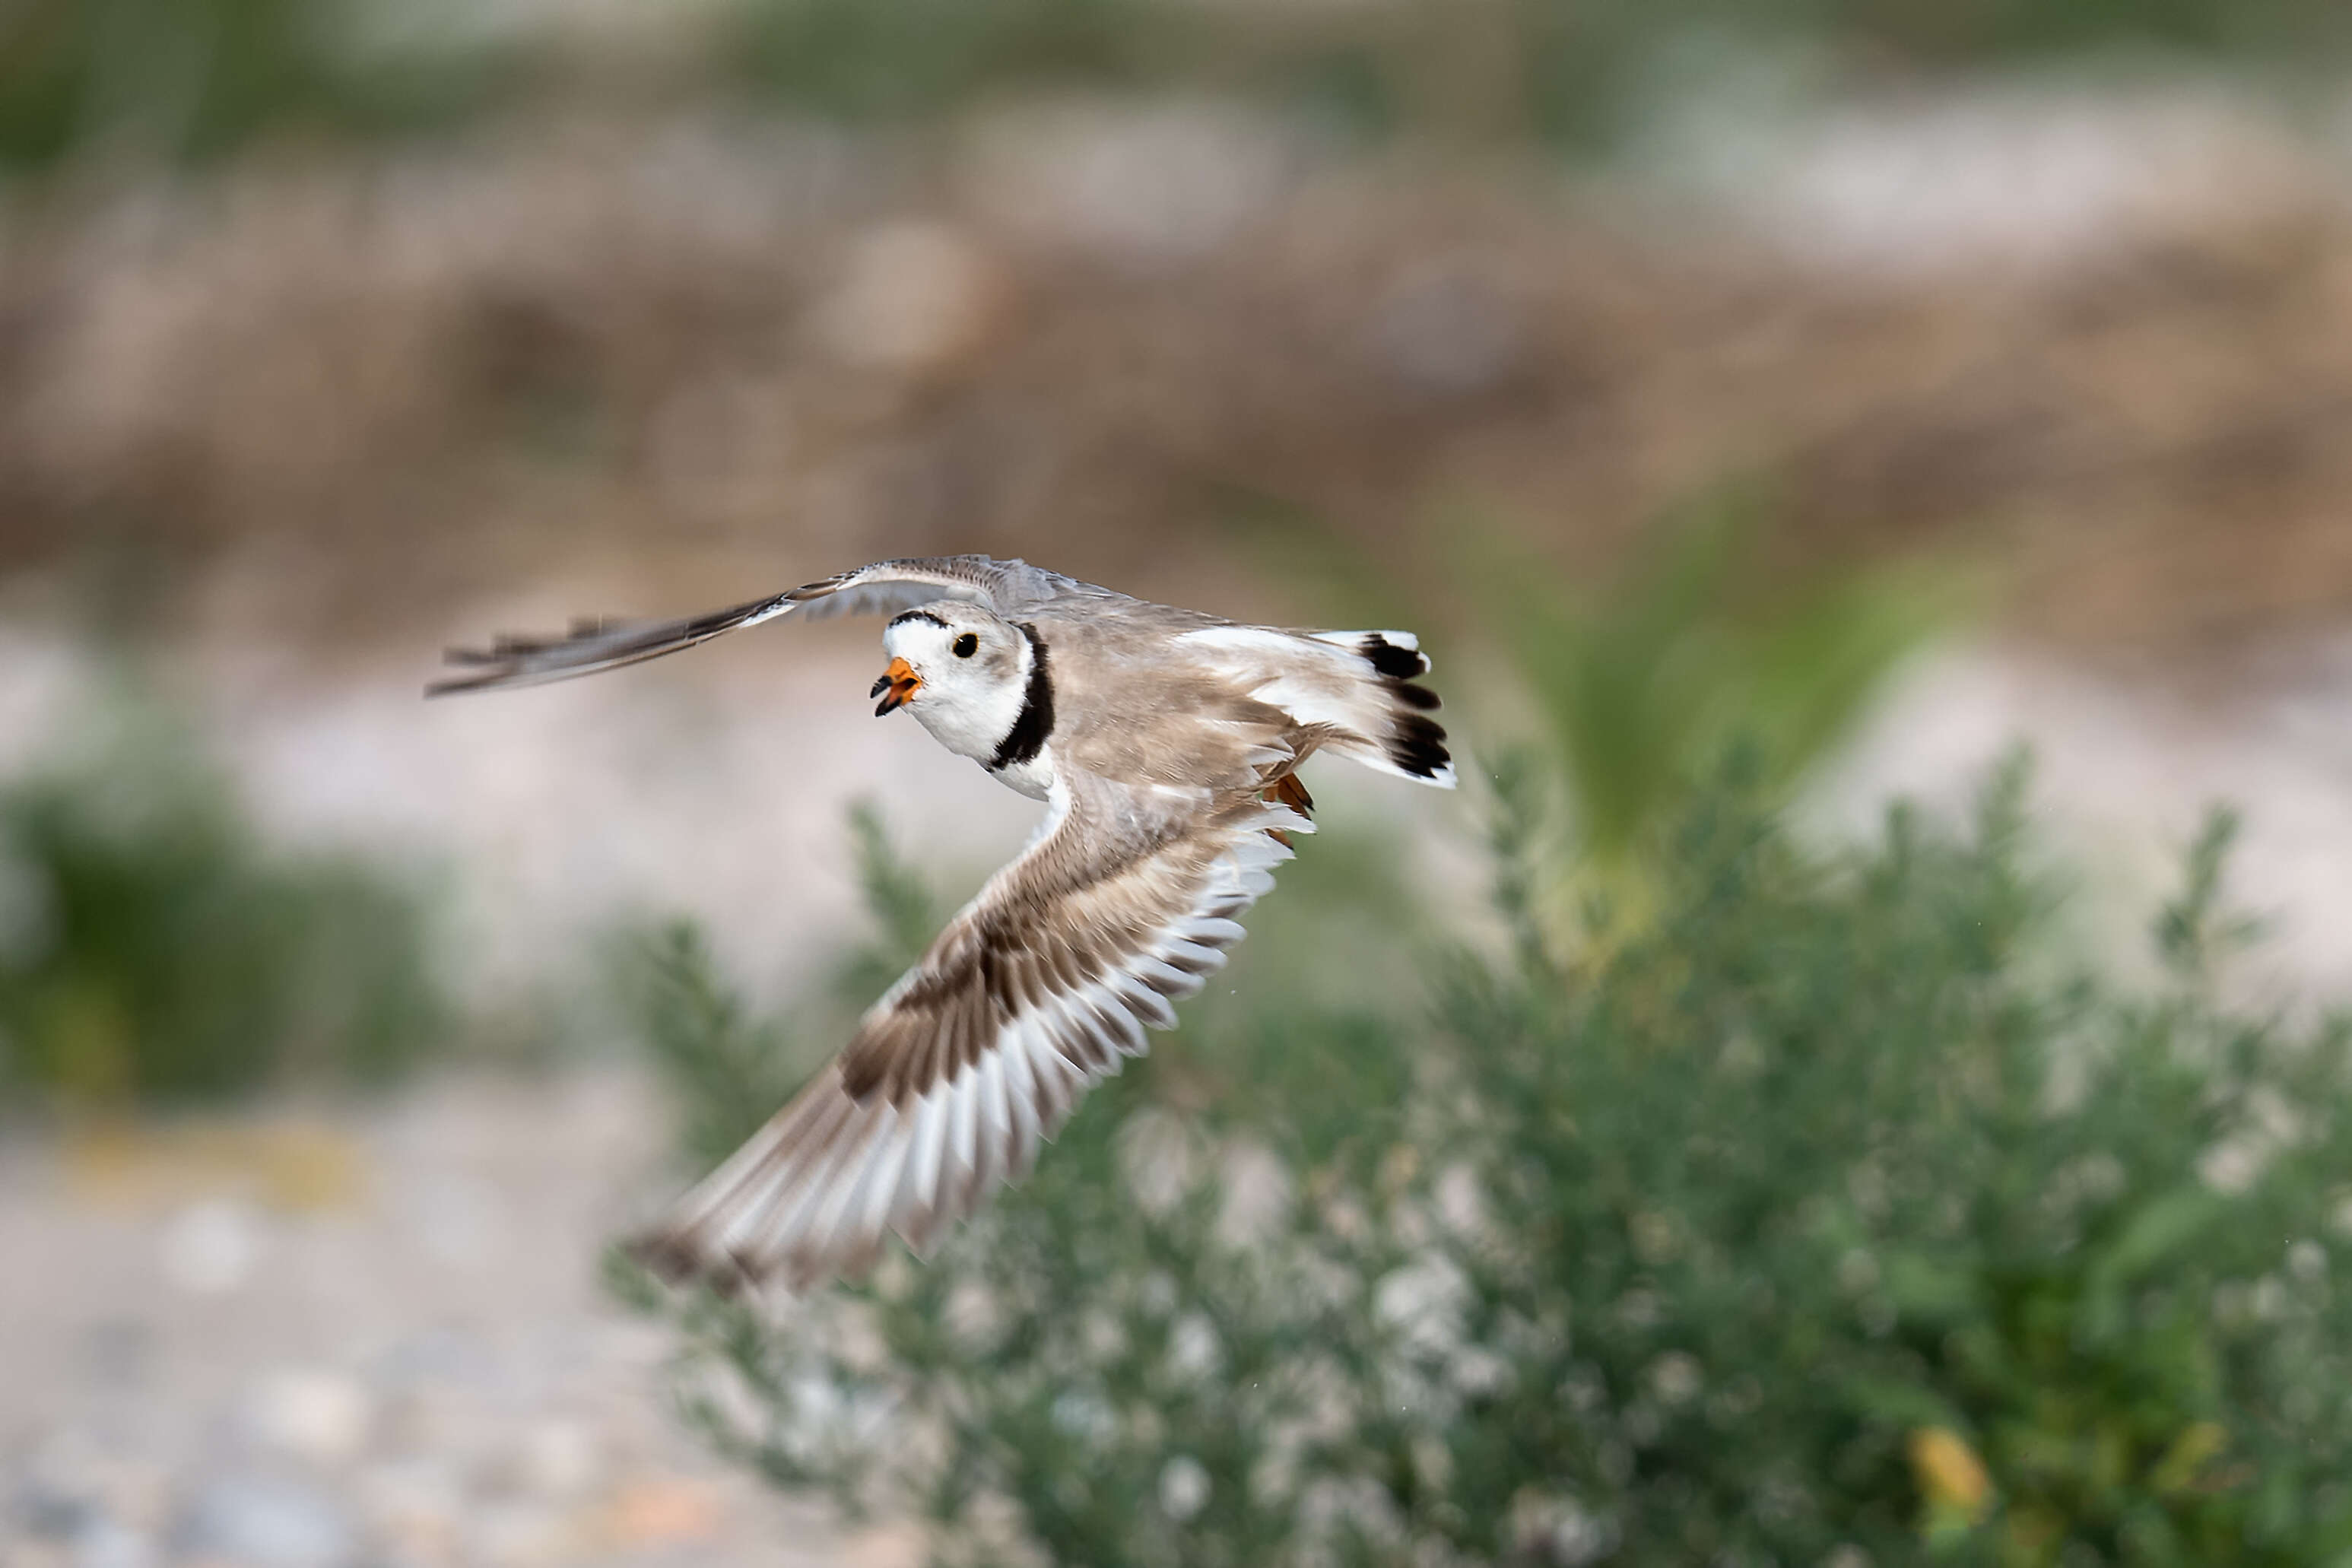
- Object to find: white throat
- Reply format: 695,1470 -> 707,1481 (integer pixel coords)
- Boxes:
897,629 -> 1044,795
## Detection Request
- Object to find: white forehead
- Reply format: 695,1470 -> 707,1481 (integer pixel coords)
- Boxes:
883,605 -> 989,654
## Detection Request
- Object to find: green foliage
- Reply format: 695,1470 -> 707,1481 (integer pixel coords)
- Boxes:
830,801 -> 943,1009
2151,806 -> 2264,986
719,0 -> 2352,147
621,758 -> 2352,1566
10,0 -> 2350,174
725,0 -> 1171,122
0,0 -> 513,172
1496,485 -> 1957,870
625,801 -> 947,1172
0,700 -> 448,1108
627,922 -> 808,1172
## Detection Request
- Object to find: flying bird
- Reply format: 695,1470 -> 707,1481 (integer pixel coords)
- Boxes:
432,556 -> 1452,1291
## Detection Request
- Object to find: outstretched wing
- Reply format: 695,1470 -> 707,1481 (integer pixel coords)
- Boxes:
427,555 -> 1069,694
630,769 -> 1309,1293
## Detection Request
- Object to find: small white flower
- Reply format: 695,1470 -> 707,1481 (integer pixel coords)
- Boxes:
1168,1313 -> 1223,1382
1647,1351 -> 1702,1406
1050,1390 -> 1117,1443
1158,1455 -> 1211,1522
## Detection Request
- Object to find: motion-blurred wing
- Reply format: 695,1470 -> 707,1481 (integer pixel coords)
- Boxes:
630,770 -> 1309,1293
427,555 -> 1056,695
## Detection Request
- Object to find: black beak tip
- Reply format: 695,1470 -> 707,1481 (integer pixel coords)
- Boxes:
869,674 -> 890,699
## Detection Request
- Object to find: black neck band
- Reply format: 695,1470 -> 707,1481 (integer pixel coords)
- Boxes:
990,624 -> 1055,771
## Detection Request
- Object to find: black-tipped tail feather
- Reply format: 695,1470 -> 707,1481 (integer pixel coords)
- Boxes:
1304,630 -> 1453,786
1359,633 -> 1429,681
1387,711 -> 1452,782
1352,633 -> 1450,784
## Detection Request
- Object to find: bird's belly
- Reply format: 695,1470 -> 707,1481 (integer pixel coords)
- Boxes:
988,747 -> 1056,801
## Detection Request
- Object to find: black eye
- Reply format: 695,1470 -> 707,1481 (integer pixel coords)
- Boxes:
953,633 -> 979,659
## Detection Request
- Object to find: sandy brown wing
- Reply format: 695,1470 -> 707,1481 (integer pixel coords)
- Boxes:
427,556 -> 1046,694
631,773 -> 1311,1293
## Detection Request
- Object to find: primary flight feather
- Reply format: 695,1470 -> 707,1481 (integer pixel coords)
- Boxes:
433,556 -> 1452,1291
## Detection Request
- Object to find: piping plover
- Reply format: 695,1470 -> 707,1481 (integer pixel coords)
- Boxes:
435,556 -> 1451,1290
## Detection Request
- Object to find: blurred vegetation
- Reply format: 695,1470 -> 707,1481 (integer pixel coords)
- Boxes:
623,804 -> 933,1174
7,0 -> 2350,173
617,742 -> 2352,1564
723,0 -> 2352,147
0,0 -> 517,171
1493,487 -> 1961,874
0,694 -> 448,1109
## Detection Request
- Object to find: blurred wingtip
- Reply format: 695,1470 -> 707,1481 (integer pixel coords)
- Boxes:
624,1227 -> 767,1300
423,659 -> 515,699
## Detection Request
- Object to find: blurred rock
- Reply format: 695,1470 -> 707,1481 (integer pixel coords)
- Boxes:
175,1475 -> 355,1568
76,1323 -> 150,1391
600,1475 -> 720,1550
0,1068 -> 859,1566
1660,79 -> 2332,277
157,1200 -> 263,1297
352,1457 -> 463,1563
392,1174 -> 502,1271
840,1522 -> 928,1568
65,1518 -> 150,1568
462,1500 -> 571,1568
963,100 -> 1303,266
247,1371 -> 373,1468
513,1420 -> 599,1500
12,1477 -> 91,1541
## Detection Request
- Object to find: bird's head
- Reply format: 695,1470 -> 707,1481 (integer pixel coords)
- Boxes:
874,604 -> 1038,763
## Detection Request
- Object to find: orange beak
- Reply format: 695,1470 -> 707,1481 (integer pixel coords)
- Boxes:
871,656 -> 921,715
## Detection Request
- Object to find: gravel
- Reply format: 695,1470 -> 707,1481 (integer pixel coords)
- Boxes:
0,1069 -> 909,1568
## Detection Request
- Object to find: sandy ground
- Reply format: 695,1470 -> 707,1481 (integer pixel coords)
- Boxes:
0,1068 -> 923,1568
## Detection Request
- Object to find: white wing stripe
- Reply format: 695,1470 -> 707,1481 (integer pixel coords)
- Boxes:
898,1090 -> 949,1229
642,782 -> 1321,1291
790,1119 -> 887,1266
998,1019 -> 1046,1174
972,1049 -> 1011,1195
1096,995 -> 1149,1058
707,1095 -> 837,1256
852,1105 -> 919,1246
947,1062 -> 980,1192
1114,974 -> 1179,1030
1133,957 -> 1205,998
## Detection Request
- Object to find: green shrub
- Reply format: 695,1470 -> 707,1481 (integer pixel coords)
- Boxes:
0,0 -> 513,172
617,758 -> 2352,1566
0,700 -> 449,1108
1490,488 -> 1958,876
717,0 -> 2352,148
11,0 -> 2347,174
